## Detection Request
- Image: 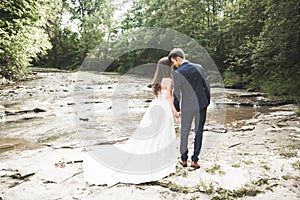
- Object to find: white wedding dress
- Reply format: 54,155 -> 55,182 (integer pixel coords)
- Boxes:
83,78 -> 177,186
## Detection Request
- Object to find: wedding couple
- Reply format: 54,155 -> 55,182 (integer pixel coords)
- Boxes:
83,48 -> 210,186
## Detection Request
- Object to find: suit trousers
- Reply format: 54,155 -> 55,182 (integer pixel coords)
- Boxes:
180,107 -> 207,163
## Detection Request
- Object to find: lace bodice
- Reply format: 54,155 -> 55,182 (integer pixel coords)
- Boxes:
161,78 -> 172,90
158,78 -> 172,100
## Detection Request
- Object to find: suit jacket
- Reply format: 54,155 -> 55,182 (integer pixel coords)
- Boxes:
173,61 -> 210,112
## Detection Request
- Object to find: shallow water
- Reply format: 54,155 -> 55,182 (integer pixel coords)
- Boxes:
0,72 -> 270,156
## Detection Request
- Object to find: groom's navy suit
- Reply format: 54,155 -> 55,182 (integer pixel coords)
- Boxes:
173,61 -> 210,162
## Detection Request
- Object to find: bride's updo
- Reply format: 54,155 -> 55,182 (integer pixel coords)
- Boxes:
152,57 -> 173,96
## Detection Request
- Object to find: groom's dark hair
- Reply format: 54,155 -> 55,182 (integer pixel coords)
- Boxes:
168,48 -> 185,61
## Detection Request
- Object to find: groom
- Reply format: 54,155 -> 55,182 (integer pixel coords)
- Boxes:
168,48 -> 210,169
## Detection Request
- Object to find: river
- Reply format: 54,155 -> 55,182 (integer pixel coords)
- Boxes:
0,71 -> 271,158
0,71 -> 299,200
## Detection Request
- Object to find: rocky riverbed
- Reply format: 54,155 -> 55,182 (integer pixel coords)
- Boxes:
0,71 -> 299,200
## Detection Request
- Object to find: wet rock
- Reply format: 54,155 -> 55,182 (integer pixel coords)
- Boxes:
8,90 -> 16,94
10,172 -> 35,180
79,118 -> 89,121
208,127 -> 227,134
0,144 -> 15,152
4,107 -> 46,115
228,142 -> 242,149
240,126 -> 255,132
84,101 -> 103,104
15,86 -> 25,89
33,108 -> 46,113
21,115 -> 44,120
247,88 -> 258,92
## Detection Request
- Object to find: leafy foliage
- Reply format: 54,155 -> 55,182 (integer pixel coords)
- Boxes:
38,0 -> 114,70
1,0 -> 299,101
0,0 -> 51,80
118,0 -> 299,100
252,0 -> 300,98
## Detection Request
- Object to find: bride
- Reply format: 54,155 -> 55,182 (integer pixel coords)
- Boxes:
83,57 -> 179,186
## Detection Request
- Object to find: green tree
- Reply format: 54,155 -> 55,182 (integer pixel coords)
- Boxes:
40,0 -> 114,70
115,0 -> 226,72
39,0 -> 80,69
252,0 -> 300,98
99,0 -> 300,100
0,0 -> 51,80
220,0 -> 266,88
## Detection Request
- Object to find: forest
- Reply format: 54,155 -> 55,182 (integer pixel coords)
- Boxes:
0,0 -> 299,100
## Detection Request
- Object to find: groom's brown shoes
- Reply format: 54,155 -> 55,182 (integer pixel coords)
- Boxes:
191,161 -> 200,169
179,160 -> 187,167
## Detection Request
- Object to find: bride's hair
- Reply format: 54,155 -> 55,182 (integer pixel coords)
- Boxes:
152,57 -> 173,96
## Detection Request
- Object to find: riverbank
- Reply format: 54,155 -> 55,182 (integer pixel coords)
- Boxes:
0,71 -> 299,199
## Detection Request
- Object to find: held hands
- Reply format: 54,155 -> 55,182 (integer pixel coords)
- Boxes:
174,111 -> 181,118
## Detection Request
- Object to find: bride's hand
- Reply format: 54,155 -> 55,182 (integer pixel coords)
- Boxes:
174,111 -> 181,118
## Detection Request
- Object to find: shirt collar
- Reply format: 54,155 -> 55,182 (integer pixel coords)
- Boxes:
180,60 -> 189,66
